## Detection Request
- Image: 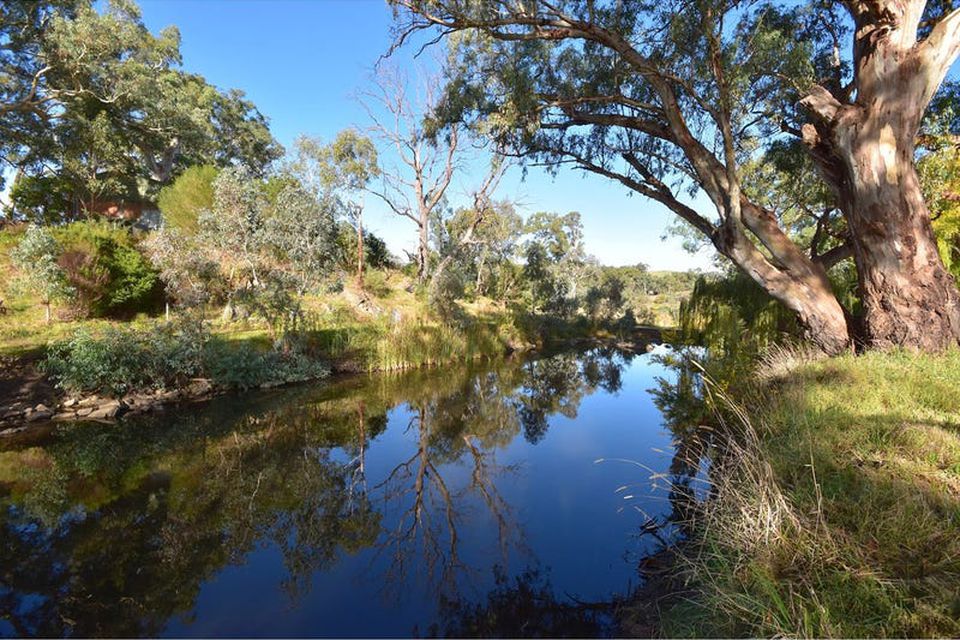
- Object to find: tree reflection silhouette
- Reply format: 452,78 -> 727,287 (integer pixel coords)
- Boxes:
0,347 -> 632,637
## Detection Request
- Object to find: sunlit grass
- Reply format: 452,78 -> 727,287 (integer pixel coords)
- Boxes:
661,349 -> 960,638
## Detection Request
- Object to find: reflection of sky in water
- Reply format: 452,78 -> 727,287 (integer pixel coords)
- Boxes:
0,348 -> 702,638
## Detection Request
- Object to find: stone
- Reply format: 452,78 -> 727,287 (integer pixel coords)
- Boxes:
187,378 -> 213,396
87,400 -> 124,420
34,403 -> 50,413
52,412 -> 76,421
26,409 -> 52,422
63,398 -> 78,408
76,407 -> 94,417
77,396 -> 101,408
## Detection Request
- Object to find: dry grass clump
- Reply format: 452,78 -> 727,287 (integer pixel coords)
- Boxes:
660,350 -> 960,638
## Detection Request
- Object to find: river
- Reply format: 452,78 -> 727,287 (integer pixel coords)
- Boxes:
0,345 -> 706,637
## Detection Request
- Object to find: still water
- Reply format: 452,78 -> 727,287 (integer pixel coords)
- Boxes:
0,346 -> 701,637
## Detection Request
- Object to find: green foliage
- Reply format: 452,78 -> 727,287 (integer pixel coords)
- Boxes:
151,168 -> 341,341
43,320 -> 328,396
201,340 -> 328,390
679,273 -> 797,352
53,220 -> 161,318
919,143 -> 960,278
157,165 -> 219,234
439,200 -> 525,299
7,174 -> 75,224
2,0 -> 280,212
9,224 -> 74,313
429,265 -> 467,320
43,320 -> 206,396
363,232 -> 394,269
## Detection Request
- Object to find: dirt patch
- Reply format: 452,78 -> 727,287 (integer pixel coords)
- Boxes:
0,353 -> 61,412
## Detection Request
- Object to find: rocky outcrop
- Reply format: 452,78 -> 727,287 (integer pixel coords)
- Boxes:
0,378 -> 217,433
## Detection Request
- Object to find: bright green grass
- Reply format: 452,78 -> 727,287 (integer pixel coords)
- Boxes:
663,350 -> 960,638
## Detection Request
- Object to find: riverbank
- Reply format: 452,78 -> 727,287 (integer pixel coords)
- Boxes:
644,348 -> 960,637
0,315 -> 661,433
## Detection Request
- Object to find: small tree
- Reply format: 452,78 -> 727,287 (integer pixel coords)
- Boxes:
10,225 -> 74,323
157,165 -> 219,234
290,131 -> 379,288
144,227 -> 222,314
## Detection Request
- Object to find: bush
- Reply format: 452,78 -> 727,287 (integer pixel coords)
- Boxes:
54,220 -> 162,318
43,321 -> 206,396
157,165 -> 218,234
202,340 -> 328,389
43,321 -> 329,397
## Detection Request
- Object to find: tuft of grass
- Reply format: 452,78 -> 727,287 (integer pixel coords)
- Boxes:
660,349 -> 960,638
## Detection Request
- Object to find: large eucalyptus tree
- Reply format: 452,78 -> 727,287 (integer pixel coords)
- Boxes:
798,0 -> 960,348
390,0 -> 960,353
1,0 -> 280,210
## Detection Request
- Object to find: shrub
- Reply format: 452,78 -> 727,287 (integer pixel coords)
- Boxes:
202,340 -> 328,389
54,220 -> 162,317
43,321 -> 206,396
157,165 -> 218,234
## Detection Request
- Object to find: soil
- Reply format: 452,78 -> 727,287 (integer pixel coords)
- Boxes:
0,353 -> 61,411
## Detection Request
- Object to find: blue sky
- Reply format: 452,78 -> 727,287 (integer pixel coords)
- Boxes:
137,0 -> 717,271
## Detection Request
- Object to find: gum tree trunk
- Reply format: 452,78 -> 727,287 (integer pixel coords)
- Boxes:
356,212 -> 365,288
841,116 -> 960,349
801,0 -> 960,350
417,217 -> 429,283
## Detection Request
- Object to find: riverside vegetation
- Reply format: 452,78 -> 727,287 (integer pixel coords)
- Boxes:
3,0 -> 960,637
623,275 -> 960,638
0,203 -> 693,424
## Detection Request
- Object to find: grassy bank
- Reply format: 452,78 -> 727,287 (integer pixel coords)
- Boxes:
659,349 -> 960,638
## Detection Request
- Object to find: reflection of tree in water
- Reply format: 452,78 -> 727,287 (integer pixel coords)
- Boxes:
428,567 -> 617,638
516,347 -> 630,444
0,405 -> 383,637
375,348 -> 632,597
0,347 -> 630,636
648,348 -> 719,540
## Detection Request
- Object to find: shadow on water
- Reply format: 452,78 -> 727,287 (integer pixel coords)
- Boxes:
0,345 -> 716,638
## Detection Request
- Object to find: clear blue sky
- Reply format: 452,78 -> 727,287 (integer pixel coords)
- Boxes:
137,0 -> 717,271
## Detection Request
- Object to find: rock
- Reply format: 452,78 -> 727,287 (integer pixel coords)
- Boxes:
1,408 -> 23,420
187,378 -> 213,396
34,403 -> 50,413
53,412 -> 76,421
77,396 -> 101,408
88,400 -> 124,420
23,407 -> 33,416
63,398 -> 78,408
76,407 -> 94,417
26,409 -> 52,422
128,395 -> 153,408
0,426 -> 27,437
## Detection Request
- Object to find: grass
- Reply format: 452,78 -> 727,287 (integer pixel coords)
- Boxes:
658,348 -> 960,638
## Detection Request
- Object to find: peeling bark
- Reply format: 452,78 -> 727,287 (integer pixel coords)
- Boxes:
802,0 -> 960,350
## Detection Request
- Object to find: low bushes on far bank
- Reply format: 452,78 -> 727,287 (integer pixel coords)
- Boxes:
42,320 -> 329,397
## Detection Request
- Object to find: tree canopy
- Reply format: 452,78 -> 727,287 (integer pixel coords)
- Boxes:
1,0 -> 281,219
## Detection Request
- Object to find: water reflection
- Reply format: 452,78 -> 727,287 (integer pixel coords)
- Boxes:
0,347 -> 691,638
